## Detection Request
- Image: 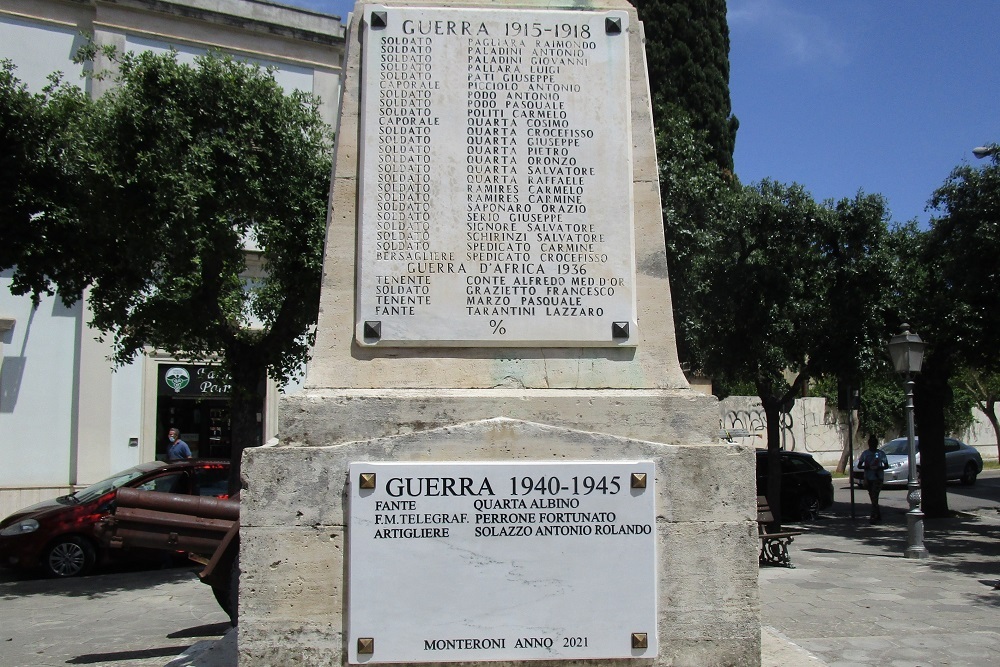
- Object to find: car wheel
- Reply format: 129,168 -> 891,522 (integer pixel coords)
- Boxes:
44,536 -> 95,578
961,462 -> 978,486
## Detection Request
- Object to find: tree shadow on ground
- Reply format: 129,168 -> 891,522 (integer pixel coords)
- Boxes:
167,622 -> 232,639
790,495 -> 1000,592
0,562 -> 200,601
66,645 -> 189,664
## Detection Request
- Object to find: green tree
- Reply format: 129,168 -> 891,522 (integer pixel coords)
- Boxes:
856,372 -> 904,443
812,193 -> 899,472
926,147 -> 1000,367
0,60 -> 87,295
2,50 -> 333,492
634,0 -> 738,172
659,111 -> 736,366
0,59 -> 42,264
687,180 -> 829,522
955,369 -> 1000,463
670,179 -> 899,522
811,193 -> 898,385
896,150 -> 1000,516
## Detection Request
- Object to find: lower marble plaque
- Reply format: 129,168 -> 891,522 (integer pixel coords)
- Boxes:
347,461 -> 657,663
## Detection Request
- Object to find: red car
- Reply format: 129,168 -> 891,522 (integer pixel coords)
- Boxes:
0,460 -> 229,577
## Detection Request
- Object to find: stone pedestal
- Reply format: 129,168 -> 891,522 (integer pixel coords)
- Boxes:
238,1 -> 760,665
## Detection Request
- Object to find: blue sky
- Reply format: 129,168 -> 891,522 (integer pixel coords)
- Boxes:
728,0 -> 1000,226
291,0 -> 999,226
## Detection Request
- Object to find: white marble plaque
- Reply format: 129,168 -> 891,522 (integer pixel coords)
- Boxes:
356,5 -> 637,347
347,460 -> 657,663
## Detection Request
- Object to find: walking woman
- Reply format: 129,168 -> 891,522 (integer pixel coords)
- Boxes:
858,435 -> 889,523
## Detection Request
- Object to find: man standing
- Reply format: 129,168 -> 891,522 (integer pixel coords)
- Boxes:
858,435 -> 889,523
166,427 -> 193,462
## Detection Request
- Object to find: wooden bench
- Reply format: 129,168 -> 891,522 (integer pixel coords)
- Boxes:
757,495 -> 802,567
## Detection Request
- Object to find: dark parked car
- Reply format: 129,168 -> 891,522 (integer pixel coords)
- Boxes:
756,449 -> 834,521
852,437 -> 983,488
0,460 -> 229,577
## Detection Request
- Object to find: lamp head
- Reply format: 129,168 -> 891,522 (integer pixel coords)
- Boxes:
887,323 -> 926,375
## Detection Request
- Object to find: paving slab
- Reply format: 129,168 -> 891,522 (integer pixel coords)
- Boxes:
760,483 -> 1000,667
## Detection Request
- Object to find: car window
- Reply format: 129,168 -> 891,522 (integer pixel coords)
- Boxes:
72,468 -> 156,503
135,472 -> 188,494
799,456 -> 822,471
784,457 -> 813,473
881,439 -> 909,456
194,466 -> 230,497
944,440 -> 960,453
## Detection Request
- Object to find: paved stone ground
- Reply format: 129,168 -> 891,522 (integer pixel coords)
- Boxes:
0,563 -> 229,667
3,476 -> 998,667
761,495 -> 1000,666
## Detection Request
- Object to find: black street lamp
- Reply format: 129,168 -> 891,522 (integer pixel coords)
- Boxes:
887,324 -> 928,558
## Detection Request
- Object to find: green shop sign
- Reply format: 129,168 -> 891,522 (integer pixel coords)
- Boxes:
158,364 -> 231,397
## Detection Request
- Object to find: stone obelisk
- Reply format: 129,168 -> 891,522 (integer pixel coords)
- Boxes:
238,2 -> 759,665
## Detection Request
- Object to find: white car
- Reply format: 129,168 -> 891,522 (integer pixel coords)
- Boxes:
852,437 -> 983,487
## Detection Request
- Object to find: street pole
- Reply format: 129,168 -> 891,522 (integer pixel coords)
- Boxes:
888,323 -> 928,558
847,385 -> 856,520
903,375 -> 927,558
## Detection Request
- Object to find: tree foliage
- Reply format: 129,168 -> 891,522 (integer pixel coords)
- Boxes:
2,50 -> 333,491
659,111 -> 736,366
0,60 -> 87,292
635,0 -> 738,172
665,174 -> 899,521
925,148 -> 1000,369
955,368 -> 1000,462
890,149 -> 1000,516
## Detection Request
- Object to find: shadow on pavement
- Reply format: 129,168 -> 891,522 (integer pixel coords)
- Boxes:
943,482 -> 1000,503
785,496 -> 1000,597
0,563 -> 200,601
67,645 -> 189,664
167,622 -> 233,639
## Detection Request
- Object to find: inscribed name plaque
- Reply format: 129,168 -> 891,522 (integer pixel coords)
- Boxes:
356,5 -> 638,346
347,461 -> 657,663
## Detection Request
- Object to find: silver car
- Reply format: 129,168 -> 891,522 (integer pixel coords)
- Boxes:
852,437 -> 983,487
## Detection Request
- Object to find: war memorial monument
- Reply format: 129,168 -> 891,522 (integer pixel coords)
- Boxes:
239,1 -> 759,665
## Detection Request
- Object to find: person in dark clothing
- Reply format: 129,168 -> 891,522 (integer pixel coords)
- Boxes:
858,435 -> 889,523
165,427 -> 192,462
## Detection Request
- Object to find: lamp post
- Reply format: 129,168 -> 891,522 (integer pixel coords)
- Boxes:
887,324 -> 928,558
972,145 -> 998,159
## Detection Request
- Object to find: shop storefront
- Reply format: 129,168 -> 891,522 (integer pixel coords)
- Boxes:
156,364 -> 232,461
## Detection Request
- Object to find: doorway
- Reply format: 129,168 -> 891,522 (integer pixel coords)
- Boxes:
155,363 -> 233,460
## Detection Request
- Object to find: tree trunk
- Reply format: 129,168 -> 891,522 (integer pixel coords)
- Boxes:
980,403 -> 1000,465
226,342 -> 267,495
761,394 -> 783,529
836,409 -> 858,474
914,361 -> 950,518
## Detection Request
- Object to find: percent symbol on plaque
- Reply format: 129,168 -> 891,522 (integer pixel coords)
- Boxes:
489,320 -> 507,335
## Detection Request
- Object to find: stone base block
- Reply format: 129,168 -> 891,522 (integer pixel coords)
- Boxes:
279,388 -> 718,449
239,418 -> 760,667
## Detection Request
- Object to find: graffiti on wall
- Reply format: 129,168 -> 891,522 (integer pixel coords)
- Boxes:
721,407 -> 796,451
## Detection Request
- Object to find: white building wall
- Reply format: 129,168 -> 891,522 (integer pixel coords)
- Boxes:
720,395 -> 1000,469
108,359 -> 146,475
0,0 -> 344,517
0,0 -> 88,514
0,281 -> 78,489
125,34 -> 316,95
0,14 -> 81,90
